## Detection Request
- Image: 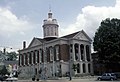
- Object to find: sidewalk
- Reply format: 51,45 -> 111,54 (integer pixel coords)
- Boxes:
17,76 -> 97,82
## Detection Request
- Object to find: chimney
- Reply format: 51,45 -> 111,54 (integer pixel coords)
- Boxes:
23,41 -> 26,49
3,48 -> 6,54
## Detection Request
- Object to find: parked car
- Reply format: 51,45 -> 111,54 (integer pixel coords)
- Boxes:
0,75 -> 8,81
114,72 -> 120,78
6,77 -> 18,81
97,73 -> 117,81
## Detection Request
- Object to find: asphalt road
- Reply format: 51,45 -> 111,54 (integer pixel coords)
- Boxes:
17,78 -> 120,82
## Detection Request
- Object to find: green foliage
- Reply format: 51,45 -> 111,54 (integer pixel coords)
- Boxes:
6,52 -> 18,61
93,18 -> 120,64
72,64 -> 77,71
0,65 -> 9,75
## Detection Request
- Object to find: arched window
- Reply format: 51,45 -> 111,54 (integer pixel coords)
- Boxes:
50,47 -> 54,61
74,44 -> 79,61
39,49 -> 42,63
36,50 -> 39,63
29,52 -> 32,64
86,45 -> 90,61
80,44 -> 84,61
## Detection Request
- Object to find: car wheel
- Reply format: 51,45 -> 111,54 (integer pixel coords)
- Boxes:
98,78 -> 101,81
110,78 -> 114,81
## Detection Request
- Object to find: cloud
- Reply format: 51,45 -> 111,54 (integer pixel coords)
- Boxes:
60,0 -> 120,40
0,7 -> 34,37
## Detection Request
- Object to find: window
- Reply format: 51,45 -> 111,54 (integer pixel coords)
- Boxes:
70,44 -> 72,53
44,48 -> 47,62
37,50 -> 39,63
80,44 -> 84,61
86,45 -> 90,61
29,53 -> 31,64
50,47 -> 54,61
47,28 -> 49,36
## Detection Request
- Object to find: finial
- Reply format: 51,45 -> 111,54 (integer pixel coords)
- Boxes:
48,4 -> 52,18
49,4 -> 51,12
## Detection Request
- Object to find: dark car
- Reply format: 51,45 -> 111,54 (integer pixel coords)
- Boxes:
97,73 -> 117,81
0,75 -> 8,81
114,72 -> 120,78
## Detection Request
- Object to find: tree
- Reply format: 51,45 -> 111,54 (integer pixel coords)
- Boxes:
0,65 -> 9,75
6,52 -> 18,61
72,64 -> 77,71
93,18 -> 120,72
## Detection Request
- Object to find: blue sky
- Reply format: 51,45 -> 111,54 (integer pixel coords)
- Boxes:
0,0 -> 119,52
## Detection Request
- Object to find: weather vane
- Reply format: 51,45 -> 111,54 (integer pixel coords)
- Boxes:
49,4 -> 51,12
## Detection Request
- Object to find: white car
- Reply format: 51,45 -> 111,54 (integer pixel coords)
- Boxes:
97,73 -> 117,81
6,77 -> 18,81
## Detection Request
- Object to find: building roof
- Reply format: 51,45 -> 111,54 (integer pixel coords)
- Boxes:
60,31 -> 80,39
21,30 -> 92,50
35,38 -> 45,42
35,31 -> 80,42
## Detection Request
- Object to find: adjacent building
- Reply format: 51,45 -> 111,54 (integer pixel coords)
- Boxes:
18,10 -> 93,79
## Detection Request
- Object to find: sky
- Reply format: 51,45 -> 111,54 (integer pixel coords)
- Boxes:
0,0 -> 120,52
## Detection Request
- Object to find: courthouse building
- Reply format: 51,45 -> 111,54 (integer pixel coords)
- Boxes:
18,10 -> 93,79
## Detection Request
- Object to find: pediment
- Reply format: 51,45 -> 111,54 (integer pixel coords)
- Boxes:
73,30 -> 92,42
28,38 -> 43,48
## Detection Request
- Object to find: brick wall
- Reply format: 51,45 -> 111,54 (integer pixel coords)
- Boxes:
60,44 -> 69,61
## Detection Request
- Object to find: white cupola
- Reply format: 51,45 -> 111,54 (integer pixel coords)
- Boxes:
42,10 -> 59,41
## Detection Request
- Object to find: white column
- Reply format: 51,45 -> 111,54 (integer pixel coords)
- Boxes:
35,51 -> 37,64
85,63 -> 88,73
80,63 -> 83,74
84,45 -> 87,61
72,44 -> 75,61
27,53 -> 29,65
39,49 -> 41,63
90,63 -> 94,74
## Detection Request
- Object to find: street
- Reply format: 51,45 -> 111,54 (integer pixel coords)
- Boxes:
16,78 -> 120,82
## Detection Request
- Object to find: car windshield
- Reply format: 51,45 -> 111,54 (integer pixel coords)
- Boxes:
102,73 -> 106,76
111,73 -> 116,76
